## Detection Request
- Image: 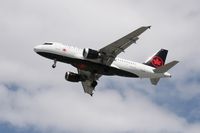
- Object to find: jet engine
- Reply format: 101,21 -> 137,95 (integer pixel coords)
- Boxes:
65,72 -> 85,82
83,48 -> 101,59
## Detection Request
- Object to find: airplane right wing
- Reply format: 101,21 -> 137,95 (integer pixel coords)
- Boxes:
99,26 -> 151,65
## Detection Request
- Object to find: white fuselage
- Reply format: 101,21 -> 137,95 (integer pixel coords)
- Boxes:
34,42 -> 171,79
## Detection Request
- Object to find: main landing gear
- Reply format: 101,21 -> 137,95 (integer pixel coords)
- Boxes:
52,59 -> 57,68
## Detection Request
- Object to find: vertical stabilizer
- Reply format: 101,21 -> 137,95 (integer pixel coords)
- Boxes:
144,49 -> 168,68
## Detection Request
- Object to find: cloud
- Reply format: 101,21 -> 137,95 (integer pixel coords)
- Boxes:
1,83 -> 200,133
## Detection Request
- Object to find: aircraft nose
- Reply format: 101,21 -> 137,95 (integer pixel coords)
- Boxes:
34,45 -> 41,53
34,47 -> 37,52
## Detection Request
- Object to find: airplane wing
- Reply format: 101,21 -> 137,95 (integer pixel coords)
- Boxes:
99,26 -> 151,65
78,69 -> 101,96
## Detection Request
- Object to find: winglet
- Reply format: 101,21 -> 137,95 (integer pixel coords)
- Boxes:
147,26 -> 151,29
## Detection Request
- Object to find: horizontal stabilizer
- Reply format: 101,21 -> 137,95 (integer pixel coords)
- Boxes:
150,78 -> 160,85
153,61 -> 179,73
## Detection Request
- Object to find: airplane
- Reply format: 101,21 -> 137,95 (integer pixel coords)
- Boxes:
34,26 -> 179,96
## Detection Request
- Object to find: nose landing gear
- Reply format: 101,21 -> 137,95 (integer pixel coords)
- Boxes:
52,59 -> 57,68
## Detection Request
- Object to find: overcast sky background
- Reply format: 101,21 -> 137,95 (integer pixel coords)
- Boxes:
0,0 -> 200,133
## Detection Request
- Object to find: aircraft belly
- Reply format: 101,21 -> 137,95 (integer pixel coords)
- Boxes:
37,51 -> 139,77
76,62 -> 139,77
134,71 -> 165,78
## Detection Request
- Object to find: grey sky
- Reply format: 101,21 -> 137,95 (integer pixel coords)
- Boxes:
0,0 -> 200,133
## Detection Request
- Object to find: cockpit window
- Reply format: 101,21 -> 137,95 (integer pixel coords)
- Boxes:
43,43 -> 53,45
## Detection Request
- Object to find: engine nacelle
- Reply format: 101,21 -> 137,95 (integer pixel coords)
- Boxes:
83,48 -> 100,59
65,72 -> 85,82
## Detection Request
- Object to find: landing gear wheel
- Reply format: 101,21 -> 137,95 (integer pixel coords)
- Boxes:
52,64 -> 56,68
52,59 -> 57,68
90,93 -> 93,97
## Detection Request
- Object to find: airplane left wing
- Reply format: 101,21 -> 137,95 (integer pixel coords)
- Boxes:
99,26 -> 151,65
81,80 -> 95,96
78,69 -> 101,96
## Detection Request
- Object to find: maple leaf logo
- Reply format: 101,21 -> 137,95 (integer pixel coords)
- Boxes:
151,56 -> 163,68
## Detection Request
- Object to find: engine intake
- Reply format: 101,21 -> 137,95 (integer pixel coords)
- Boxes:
83,48 -> 100,59
65,72 -> 85,82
